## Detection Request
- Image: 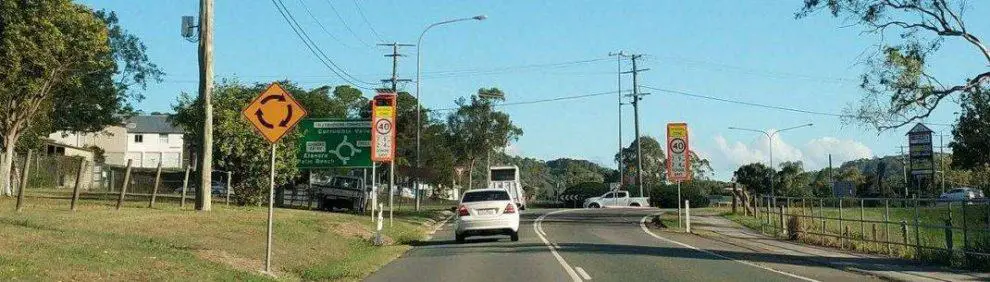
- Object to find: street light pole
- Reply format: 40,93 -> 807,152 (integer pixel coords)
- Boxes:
415,15 -> 486,211
728,123 -> 813,196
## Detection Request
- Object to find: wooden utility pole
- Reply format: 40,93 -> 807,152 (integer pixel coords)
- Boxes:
377,42 -> 413,213
622,54 -> 649,197
196,0 -> 214,211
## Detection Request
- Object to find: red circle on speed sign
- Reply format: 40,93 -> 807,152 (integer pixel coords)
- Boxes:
376,119 -> 392,135
671,138 -> 686,154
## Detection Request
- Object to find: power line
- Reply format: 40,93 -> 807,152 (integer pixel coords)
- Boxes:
429,90 -> 625,112
271,0 -> 377,89
640,85 -> 954,126
323,0 -> 371,46
352,0 -> 385,41
295,0 -> 357,49
641,55 -> 858,85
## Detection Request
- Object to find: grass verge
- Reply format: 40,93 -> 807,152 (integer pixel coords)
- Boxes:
0,195 -> 447,281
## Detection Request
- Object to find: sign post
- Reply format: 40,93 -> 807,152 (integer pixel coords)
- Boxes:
907,123 -> 934,197
667,123 -> 691,228
242,82 -> 307,274
372,92 -> 397,226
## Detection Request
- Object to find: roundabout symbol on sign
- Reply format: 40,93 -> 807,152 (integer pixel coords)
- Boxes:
376,119 -> 392,135
671,138 -> 686,154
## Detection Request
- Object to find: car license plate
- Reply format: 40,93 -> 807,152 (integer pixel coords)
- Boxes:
476,209 -> 496,215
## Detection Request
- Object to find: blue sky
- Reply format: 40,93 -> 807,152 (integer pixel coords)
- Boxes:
79,0 -> 988,180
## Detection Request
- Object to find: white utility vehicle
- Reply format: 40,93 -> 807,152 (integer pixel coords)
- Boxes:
455,189 -> 520,243
489,165 -> 526,210
583,190 -> 649,208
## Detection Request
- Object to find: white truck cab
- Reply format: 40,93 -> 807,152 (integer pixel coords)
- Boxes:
583,191 -> 649,208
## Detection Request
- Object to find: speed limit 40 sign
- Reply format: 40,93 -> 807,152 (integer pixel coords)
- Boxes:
371,92 -> 396,162
666,123 -> 691,182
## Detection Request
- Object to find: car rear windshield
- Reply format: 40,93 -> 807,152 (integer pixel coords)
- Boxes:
462,191 -> 511,203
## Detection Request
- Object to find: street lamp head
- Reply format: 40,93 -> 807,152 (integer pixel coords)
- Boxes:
473,15 -> 487,21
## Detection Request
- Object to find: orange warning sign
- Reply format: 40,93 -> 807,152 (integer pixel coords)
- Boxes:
242,82 -> 308,144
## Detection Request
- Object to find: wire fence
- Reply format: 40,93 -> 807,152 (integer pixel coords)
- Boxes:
8,151 -> 234,210
750,195 -> 990,270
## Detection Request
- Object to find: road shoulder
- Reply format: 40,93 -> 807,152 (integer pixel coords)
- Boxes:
687,215 -> 990,282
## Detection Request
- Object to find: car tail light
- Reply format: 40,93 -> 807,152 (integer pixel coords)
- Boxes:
504,203 -> 516,214
458,205 -> 470,216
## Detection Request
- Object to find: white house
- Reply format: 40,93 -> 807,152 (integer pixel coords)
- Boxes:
123,115 -> 185,168
47,115 -> 187,169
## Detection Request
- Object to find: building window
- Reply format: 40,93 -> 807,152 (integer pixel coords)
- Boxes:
159,134 -> 168,144
134,134 -> 143,143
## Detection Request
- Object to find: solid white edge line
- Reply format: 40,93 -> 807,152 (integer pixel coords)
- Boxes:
575,267 -> 592,280
425,215 -> 453,241
638,214 -> 820,282
535,210 -> 583,282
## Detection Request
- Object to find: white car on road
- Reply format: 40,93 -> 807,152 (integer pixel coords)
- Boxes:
583,190 -> 649,208
455,189 -> 520,243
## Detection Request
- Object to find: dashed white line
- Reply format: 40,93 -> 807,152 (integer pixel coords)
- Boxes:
575,267 -> 592,280
638,214 -> 820,282
534,210 -> 583,282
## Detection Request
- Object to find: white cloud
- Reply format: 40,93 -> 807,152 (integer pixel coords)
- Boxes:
714,134 -> 873,171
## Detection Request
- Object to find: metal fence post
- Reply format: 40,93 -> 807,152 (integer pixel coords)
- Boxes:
70,160 -> 87,211
820,198 -> 826,234
226,171 -> 232,206
839,198 -> 845,247
885,199 -> 891,255
901,220 -> 909,251
913,195 -> 921,257
962,199 -> 969,250
15,150 -> 32,212
860,198 -> 866,244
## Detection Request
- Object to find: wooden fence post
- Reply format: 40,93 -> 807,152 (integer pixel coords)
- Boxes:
149,161 -> 162,208
15,150 -> 32,212
70,159 -> 88,211
115,159 -> 132,210
180,167 -> 190,208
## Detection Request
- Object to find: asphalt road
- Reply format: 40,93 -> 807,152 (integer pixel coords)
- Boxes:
365,208 -> 879,282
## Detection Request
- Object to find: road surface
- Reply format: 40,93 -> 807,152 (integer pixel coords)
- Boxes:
366,208 -> 879,282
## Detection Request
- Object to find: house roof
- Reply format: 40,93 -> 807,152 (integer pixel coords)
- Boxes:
125,115 -> 184,134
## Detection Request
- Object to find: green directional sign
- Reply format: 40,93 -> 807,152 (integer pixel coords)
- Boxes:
298,119 -> 372,168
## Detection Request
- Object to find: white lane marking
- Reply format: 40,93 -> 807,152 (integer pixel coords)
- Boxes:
425,215 -> 453,241
639,215 -> 820,282
535,210 -> 583,282
575,267 -> 592,280
552,243 -> 561,250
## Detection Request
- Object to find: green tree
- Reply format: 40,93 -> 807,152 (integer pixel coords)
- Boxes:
798,0 -> 990,130
0,3 -> 161,196
616,136 -> 666,195
445,88 -> 523,189
776,161 -> 811,197
734,163 -> 774,195
951,88 -> 990,170
172,80 -> 302,205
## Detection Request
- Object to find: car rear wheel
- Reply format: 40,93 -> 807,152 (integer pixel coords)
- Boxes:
630,203 -> 641,207
455,233 -> 466,243
588,203 -> 600,209
510,231 -> 519,242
